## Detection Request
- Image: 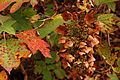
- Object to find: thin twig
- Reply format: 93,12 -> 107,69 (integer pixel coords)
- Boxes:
35,75 -> 42,80
38,12 -> 57,22
33,21 -> 45,30
53,0 -> 58,10
20,64 -> 28,80
107,31 -> 111,47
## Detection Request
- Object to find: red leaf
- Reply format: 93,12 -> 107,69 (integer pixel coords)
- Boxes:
16,30 -> 52,58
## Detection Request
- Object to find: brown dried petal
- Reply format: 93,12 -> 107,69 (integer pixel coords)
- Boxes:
79,52 -> 86,55
59,52 -> 66,57
58,37 -> 67,44
84,62 -> 89,68
61,11 -> 73,21
59,48 -> 67,52
74,60 -> 82,64
79,44 -> 85,48
84,11 -> 95,25
84,47 -> 92,53
95,21 -> 104,30
64,41 -> 73,48
65,54 -> 75,62
55,25 -> 68,35
87,35 -> 94,41
89,62 -> 94,67
80,42 -> 87,45
88,55 -> 96,62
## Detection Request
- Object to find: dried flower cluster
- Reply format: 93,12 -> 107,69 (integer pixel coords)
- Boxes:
56,11 -> 104,79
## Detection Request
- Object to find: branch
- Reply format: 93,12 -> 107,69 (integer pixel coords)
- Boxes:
20,64 -> 28,80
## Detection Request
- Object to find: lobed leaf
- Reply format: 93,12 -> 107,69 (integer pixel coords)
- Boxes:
0,15 -> 16,35
107,72 -> 119,80
0,39 -> 30,74
97,14 -> 114,30
36,14 -> 71,39
97,41 -> 120,73
93,0 -> 119,6
16,30 -> 51,58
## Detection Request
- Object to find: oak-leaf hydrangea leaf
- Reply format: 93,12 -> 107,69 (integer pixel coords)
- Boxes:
0,39 -> 30,74
16,30 -> 52,58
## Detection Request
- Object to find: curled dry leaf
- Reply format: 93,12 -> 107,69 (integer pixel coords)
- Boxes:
59,48 -> 67,52
80,42 -> 87,45
88,28 -> 99,35
58,52 -> 66,57
88,55 -> 96,63
61,59 -> 71,69
79,42 -> 87,48
74,60 -> 82,64
84,75 -> 94,80
85,47 -> 92,53
89,62 -> 94,67
81,47 -> 92,54
65,54 -> 75,63
88,67 -> 96,73
72,12 -> 78,23
94,21 -> 104,30
84,61 -> 89,68
64,41 -> 73,48
87,35 -> 99,47
84,10 -> 95,25
55,25 -> 68,35
58,37 -> 67,44
61,11 -> 73,21
79,52 -> 86,55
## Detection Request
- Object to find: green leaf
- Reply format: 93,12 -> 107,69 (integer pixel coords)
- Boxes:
54,68 -> 67,79
34,61 -> 46,74
97,14 -> 114,30
49,32 -> 60,47
107,2 -> 116,11
112,58 -> 120,73
37,14 -> 71,39
117,22 -> 120,28
42,69 -> 52,80
107,72 -> 119,80
22,7 -> 37,18
44,4 -> 55,16
45,52 -> 56,64
47,64 -> 58,70
97,41 -> 120,73
0,15 -> 16,35
93,0 -> 118,6
10,7 -> 33,31
0,39 -> 28,74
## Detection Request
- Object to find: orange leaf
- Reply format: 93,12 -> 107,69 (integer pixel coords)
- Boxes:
0,70 -> 8,80
16,30 -> 52,58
